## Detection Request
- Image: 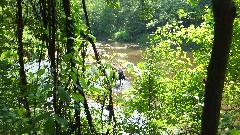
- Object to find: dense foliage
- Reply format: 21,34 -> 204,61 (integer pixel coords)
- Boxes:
120,4 -> 240,134
0,0 -> 239,134
88,0 -> 206,43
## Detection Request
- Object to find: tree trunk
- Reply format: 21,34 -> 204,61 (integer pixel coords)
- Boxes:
62,0 -> 82,133
47,0 -> 60,133
201,0 -> 236,134
17,0 -> 31,118
81,0 -> 100,62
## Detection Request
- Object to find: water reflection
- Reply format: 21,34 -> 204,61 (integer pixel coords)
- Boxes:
97,42 -> 143,66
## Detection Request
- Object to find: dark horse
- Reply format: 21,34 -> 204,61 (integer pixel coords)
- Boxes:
118,68 -> 125,86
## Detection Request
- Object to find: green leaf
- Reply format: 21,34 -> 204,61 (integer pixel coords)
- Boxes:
91,65 -> 98,72
18,108 -> 25,116
74,83 -> 82,91
71,93 -> 84,103
2,106 -> 8,111
72,67 -> 77,74
80,78 -> 88,89
230,129 -> 240,135
43,84 -> 54,91
109,69 -> 114,83
58,86 -> 69,102
63,53 -> 72,62
60,69 -> 65,75
44,118 -> 55,134
20,127 -> 39,134
0,51 -> 6,58
186,105 -> 191,110
115,72 -> 119,80
90,86 -> 104,93
32,112 -> 50,124
0,0 -> 7,7
70,72 -> 77,82
55,115 -> 68,127
36,69 -> 45,76
44,29 -> 49,34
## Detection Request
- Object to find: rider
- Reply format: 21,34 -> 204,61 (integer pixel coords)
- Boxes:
118,64 -> 125,85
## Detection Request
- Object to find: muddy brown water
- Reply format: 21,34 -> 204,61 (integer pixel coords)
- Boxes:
97,42 -> 143,66
97,42 -> 195,93
97,42 -> 144,92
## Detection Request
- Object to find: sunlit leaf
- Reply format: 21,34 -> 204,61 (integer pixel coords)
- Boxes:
18,108 -> 25,116
80,78 -> 88,89
90,86 -> 104,93
110,69 -> 114,83
91,65 -> 98,72
72,67 -> 77,74
70,72 -> 77,82
230,129 -> 240,135
36,69 -> 45,76
71,93 -> 84,103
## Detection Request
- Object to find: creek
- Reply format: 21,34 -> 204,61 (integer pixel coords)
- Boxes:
97,41 -> 144,92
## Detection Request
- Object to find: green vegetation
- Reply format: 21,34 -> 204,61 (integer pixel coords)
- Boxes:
89,0 -> 205,43
122,6 -> 239,133
0,0 -> 239,134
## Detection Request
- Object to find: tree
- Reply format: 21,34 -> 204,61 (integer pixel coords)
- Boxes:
17,0 -> 31,118
201,0 -> 236,134
1,0 -> 240,134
